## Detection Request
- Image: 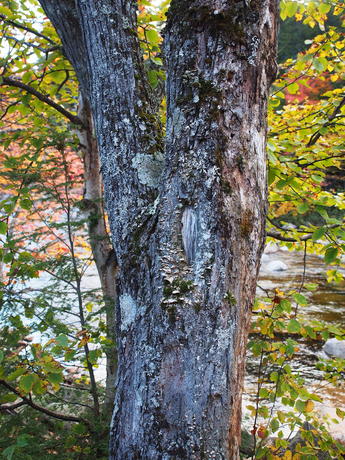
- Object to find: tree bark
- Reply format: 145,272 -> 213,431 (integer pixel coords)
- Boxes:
39,1 -> 279,458
76,95 -> 118,415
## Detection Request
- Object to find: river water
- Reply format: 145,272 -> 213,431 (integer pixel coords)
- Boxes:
243,245 -> 345,442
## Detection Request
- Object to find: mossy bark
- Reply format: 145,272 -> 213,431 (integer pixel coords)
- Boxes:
39,0 -> 279,458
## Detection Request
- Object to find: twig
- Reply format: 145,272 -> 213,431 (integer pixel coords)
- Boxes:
0,379 -> 89,425
307,96 -> 345,147
0,14 -> 58,45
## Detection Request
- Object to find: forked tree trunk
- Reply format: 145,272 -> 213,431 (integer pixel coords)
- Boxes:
39,0 -> 279,458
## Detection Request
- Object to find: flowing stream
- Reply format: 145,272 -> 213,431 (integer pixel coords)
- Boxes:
243,245 -> 345,442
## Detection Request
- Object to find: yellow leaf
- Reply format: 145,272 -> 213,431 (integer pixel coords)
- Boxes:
305,400 -> 314,413
283,450 -> 292,460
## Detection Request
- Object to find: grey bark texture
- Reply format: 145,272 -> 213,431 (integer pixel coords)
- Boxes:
39,0 -> 279,459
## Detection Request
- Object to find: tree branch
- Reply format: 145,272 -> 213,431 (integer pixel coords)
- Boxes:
0,400 -> 26,414
266,230 -> 312,242
3,34 -> 60,53
0,14 -> 58,45
1,76 -> 84,126
0,379 -> 88,425
307,96 -> 345,147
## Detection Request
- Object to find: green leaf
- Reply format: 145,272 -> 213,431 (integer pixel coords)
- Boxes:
311,174 -> 324,183
285,339 -> 296,355
286,1 -> 299,17
287,319 -> 301,334
312,227 -> 326,242
270,418 -> 280,433
32,379 -> 45,395
0,221 -> 7,235
259,388 -> 270,398
0,350 -> 3,363
2,445 -> 15,460
55,334 -> 69,347
72,423 -> 87,435
279,299 -> 292,313
16,435 -> 29,448
19,374 -> 37,393
295,399 -> 306,412
148,70 -> 158,88
145,29 -> 160,46
324,247 -> 338,264
0,6 -> 14,16
336,408 -> 345,419
0,394 -> 17,404
319,3 -> 331,14
19,198 -> 32,210
287,82 -> 299,94
313,57 -> 327,72
7,367 -> 26,381
297,202 -> 309,214
47,372 -> 63,385
88,349 -> 99,364
293,293 -> 307,306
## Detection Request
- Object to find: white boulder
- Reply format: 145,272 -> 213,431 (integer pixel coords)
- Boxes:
323,338 -> 345,359
266,260 -> 288,272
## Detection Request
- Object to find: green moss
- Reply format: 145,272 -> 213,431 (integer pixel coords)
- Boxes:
130,224 -> 145,256
135,106 -> 164,153
175,278 -> 194,293
163,285 -> 173,297
236,154 -> 245,173
224,291 -> 236,307
199,78 -> 221,101
220,178 -> 232,195
176,92 -> 193,106
163,278 -> 194,297
193,302 -> 202,313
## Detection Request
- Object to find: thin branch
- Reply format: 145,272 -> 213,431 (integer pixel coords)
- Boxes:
307,96 -> 345,147
0,14 -> 58,45
0,379 -> 88,425
3,34 -> 58,53
0,100 -> 20,120
0,400 -> 26,414
56,70 -> 70,94
266,230 -> 312,242
1,76 -> 84,126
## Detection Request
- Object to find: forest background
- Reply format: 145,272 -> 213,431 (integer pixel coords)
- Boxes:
0,0 -> 344,459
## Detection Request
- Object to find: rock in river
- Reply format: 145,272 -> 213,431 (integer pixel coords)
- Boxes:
323,338 -> 345,359
266,260 -> 288,272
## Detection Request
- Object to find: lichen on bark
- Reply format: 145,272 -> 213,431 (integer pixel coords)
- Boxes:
38,0 -> 279,458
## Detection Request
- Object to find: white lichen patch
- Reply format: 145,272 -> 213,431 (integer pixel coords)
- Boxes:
248,36 -> 260,65
119,294 -> 137,331
182,207 -> 198,264
132,153 -> 163,188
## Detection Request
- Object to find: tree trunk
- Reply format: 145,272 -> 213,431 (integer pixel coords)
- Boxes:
39,1 -> 279,458
76,95 -> 118,415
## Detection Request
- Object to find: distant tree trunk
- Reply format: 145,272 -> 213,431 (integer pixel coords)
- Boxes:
39,1 -> 279,458
76,95 -> 117,415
